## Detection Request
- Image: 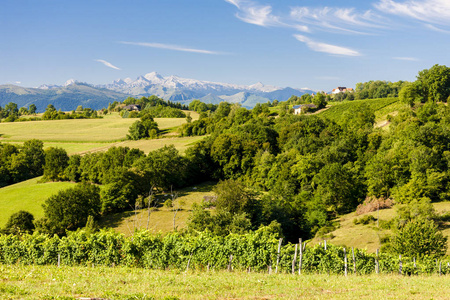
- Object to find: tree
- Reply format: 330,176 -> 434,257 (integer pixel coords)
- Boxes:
28,104 -> 37,114
416,64 -> 450,102
312,92 -> 326,109
43,147 -> 69,181
390,217 -> 447,258
399,82 -> 421,106
42,183 -> 101,235
3,210 -> 35,234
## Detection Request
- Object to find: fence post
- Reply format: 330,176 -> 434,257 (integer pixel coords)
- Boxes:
228,254 -> 233,272
344,247 -> 348,277
57,253 -> 60,268
298,238 -> 303,275
375,249 -> 379,274
399,255 -> 402,275
439,261 -> 442,276
275,238 -> 282,274
186,252 -> 193,272
352,247 -> 356,274
292,244 -> 298,275
324,240 -> 327,251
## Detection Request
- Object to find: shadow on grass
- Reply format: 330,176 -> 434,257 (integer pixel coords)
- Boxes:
100,210 -> 135,229
175,181 -> 217,198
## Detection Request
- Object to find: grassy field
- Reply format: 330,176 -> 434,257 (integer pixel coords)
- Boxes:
0,177 -> 76,228
100,181 -> 216,236
1,265 -> 449,299
311,201 -> 450,256
0,112 -> 203,155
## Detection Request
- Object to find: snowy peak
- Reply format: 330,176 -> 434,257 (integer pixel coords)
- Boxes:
248,82 -> 279,92
64,79 -> 78,86
144,72 -> 164,83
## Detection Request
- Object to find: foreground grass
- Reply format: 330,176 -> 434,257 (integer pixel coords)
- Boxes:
0,264 -> 449,299
0,177 -> 76,228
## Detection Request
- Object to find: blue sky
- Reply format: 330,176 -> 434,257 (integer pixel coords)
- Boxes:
1,0 -> 450,91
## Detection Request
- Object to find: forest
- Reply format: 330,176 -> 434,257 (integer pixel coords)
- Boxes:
1,65 -> 450,260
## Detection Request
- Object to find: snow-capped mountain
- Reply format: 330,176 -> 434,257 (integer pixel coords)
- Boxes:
96,72 -> 313,106
31,72 -> 314,108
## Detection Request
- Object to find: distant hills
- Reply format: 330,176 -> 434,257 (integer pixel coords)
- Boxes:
0,72 -> 314,112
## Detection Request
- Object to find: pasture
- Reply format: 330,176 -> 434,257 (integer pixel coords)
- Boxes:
0,177 -> 76,227
0,112 -> 203,154
0,265 -> 449,299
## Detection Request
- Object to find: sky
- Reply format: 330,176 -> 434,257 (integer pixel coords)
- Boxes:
1,0 -> 450,91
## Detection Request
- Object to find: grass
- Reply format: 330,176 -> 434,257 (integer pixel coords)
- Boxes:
0,112 -> 203,155
0,264 -> 449,299
100,181 -> 216,236
0,177 -> 76,227
311,201 -> 450,256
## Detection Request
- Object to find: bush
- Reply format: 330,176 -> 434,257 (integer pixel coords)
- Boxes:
3,211 -> 35,235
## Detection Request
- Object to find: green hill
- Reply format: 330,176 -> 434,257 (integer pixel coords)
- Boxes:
0,177 -> 76,227
318,97 -> 401,124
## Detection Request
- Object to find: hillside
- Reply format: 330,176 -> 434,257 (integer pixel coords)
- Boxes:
318,97 -> 401,124
311,201 -> 450,256
0,177 -> 76,227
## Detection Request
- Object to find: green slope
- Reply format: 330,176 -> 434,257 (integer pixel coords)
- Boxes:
0,177 -> 76,227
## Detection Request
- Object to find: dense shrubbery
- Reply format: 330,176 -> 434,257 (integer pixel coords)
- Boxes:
0,229 -> 448,275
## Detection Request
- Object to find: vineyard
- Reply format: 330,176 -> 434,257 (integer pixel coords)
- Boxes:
1,229 -> 448,276
319,97 -> 400,123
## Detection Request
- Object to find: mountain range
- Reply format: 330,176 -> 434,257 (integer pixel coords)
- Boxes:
0,72 -> 314,112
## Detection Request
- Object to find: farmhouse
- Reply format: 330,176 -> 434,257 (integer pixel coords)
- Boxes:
123,104 -> 141,111
293,104 -> 317,115
332,87 -> 354,94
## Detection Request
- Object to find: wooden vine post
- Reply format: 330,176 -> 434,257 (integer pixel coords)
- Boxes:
399,255 -> 402,275
375,249 -> 379,274
228,254 -> 233,272
344,247 -> 348,277
275,238 -> 283,274
292,244 -> 298,275
352,247 -> 356,274
298,238 -> 303,275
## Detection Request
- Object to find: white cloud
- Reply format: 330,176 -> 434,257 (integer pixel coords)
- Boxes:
294,34 -> 361,56
225,0 -> 281,27
375,0 -> 450,25
14,81 -> 21,84
392,56 -> 419,61
425,24 -> 450,33
290,6 -> 385,34
120,41 -> 224,55
95,59 -> 121,70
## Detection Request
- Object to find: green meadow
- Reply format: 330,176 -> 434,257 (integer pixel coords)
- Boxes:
0,112 -> 202,154
0,178 -> 76,228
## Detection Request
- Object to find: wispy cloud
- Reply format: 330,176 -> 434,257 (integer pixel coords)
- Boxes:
375,0 -> 450,25
392,56 -> 419,61
424,24 -> 450,33
290,7 -> 385,34
294,34 -> 361,56
225,0 -> 281,27
120,41 -> 225,55
95,59 -> 121,70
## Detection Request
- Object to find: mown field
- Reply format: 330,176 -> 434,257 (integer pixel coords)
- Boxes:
0,112 -> 202,154
1,265 -> 449,300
